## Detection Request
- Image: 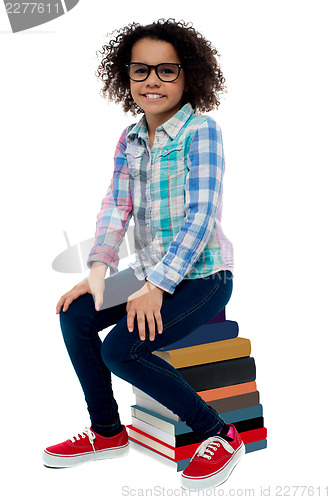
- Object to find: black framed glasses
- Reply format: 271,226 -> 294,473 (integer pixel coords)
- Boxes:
126,62 -> 182,82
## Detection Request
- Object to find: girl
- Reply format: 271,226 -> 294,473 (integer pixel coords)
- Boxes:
43,19 -> 245,490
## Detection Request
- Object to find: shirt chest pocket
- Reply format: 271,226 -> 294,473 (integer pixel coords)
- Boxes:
158,141 -> 185,178
126,149 -> 144,178
157,141 -> 187,199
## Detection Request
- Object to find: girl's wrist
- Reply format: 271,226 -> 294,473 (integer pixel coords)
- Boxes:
90,261 -> 107,276
145,280 -> 164,294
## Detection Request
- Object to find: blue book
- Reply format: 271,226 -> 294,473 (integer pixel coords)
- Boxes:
157,320 -> 239,352
131,404 -> 264,435
245,439 -> 267,454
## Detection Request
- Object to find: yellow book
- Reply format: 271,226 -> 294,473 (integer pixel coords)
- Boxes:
153,337 -> 251,369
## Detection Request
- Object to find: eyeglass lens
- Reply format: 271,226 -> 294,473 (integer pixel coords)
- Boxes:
128,63 -> 180,82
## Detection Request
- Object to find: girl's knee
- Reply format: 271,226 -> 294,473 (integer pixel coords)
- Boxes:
60,293 -> 92,320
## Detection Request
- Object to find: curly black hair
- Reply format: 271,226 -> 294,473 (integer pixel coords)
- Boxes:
95,19 -> 227,115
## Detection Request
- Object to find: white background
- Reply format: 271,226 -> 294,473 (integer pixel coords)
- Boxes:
1,1 -> 331,498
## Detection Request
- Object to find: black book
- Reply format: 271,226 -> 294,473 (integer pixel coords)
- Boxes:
178,356 -> 256,392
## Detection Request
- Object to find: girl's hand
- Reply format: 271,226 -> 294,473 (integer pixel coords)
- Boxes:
56,277 -> 92,314
56,262 -> 107,314
126,281 -> 164,341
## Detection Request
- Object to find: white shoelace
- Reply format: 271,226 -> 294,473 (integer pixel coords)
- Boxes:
191,435 -> 234,461
70,427 -> 96,453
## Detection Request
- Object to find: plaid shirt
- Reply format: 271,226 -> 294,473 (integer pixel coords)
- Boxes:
87,103 -> 233,294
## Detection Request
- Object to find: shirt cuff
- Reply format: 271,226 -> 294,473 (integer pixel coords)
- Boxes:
146,262 -> 183,294
87,257 -> 118,277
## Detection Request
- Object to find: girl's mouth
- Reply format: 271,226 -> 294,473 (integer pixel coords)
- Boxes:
142,94 -> 166,101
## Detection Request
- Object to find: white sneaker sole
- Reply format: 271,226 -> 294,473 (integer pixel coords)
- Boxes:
181,443 -> 245,490
42,442 -> 130,468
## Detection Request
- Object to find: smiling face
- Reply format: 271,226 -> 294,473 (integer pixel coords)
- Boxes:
129,38 -> 186,130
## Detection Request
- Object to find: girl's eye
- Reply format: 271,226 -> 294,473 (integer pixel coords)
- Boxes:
134,67 -> 148,74
160,66 -> 176,75
130,64 -> 148,76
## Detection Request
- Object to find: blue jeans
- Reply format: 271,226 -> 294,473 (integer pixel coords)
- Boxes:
60,267 -> 233,441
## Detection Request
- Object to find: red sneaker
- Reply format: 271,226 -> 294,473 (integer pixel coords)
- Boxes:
181,424 -> 245,490
43,426 -> 129,468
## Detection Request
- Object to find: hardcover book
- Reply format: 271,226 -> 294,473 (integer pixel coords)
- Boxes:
127,424 -> 267,461
131,415 -> 264,447
178,356 -> 256,392
131,404 -> 264,435
130,438 -> 267,472
157,320 -> 239,352
208,391 -> 260,413
154,337 -> 251,368
198,381 -> 257,401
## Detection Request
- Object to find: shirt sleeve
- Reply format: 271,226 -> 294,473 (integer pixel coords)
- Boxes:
87,128 -> 133,276
146,117 -> 224,294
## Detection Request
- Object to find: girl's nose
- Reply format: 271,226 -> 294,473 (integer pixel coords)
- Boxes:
145,68 -> 160,86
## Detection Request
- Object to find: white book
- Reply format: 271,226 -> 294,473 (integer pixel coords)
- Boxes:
131,405 -> 184,434
131,416 -> 175,446
135,395 -> 181,422
132,386 -> 181,422
128,426 -> 175,459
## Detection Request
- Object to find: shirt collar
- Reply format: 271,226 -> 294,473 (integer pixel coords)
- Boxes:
127,103 -> 194,141
127,114 -> 149,141
160,103 -> 194,139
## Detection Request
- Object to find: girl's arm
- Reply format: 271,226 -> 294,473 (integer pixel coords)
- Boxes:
87,129 -> 133,276
147,118 -> 224,294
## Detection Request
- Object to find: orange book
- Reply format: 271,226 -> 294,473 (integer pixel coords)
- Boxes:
198,381 -> 257,402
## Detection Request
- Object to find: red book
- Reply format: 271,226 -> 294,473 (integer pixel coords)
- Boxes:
127,424 -> 267,462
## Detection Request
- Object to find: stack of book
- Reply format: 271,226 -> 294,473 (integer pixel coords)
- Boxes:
127,309 -> 267,471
